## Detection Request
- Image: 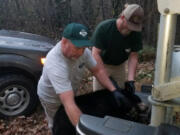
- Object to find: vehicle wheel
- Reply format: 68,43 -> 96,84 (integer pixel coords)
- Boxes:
0,74 -> 38,117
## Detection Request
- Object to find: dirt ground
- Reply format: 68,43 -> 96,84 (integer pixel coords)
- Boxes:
0,60 -> 154,135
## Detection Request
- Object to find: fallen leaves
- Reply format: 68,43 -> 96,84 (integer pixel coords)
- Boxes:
0,106 -> 51,135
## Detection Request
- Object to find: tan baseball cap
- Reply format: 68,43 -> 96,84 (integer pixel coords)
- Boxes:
122,4 -> 144,32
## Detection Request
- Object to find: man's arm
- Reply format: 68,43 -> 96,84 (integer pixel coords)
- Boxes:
91,47 -> 115,91
128,52 -> 138,81
92,47 -> 105,69
59,90 -> 82,126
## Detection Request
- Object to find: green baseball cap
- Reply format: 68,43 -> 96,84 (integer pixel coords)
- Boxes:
63,23 -> 93,47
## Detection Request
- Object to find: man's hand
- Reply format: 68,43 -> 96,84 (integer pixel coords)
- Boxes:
112,89 -> 132,111
123,81 -> 142,104
125,81 -> 135,94
59,90 -> 82,126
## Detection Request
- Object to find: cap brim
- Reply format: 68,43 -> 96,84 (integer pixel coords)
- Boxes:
127,21 -> 142,32
71,40 -> 93,47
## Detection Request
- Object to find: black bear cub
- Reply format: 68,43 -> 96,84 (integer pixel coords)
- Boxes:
52,89 -> 143,135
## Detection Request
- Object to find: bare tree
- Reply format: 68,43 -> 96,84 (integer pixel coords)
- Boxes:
0,0 -> 161,45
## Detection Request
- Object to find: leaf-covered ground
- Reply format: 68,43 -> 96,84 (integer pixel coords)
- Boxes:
0,60 -> 155,135
0,106 -> 51,135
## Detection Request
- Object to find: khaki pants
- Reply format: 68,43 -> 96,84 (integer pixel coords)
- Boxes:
39,98 -> 60,130
93,62 -> 127,91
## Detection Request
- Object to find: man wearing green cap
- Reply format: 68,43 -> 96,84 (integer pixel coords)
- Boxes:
91,4 -> 144,94
37,23 -> 129,131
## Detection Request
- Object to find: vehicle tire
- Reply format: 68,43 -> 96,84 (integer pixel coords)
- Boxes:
0,74 -> 38,118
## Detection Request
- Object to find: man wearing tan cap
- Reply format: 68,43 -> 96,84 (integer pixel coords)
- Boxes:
91,4 -> 144,98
